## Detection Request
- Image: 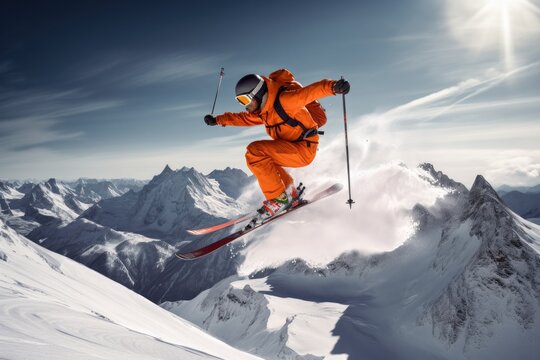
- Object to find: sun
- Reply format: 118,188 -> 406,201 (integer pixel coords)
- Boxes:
446,0 -> 540,70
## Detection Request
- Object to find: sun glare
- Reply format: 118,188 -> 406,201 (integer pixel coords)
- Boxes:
446,0 -> 540,69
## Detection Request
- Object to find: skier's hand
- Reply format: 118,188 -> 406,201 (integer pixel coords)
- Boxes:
204,114 -> 217,126
333,79 -> 350,95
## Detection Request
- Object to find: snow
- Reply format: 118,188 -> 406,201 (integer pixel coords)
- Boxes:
164,276 -> 348,359
11,180 -> 93,225
81,166 -> 245,242
231,277 -> 272,292
263,295 -> 347,358
237,162 -> 449,275
229,277 -> 347,357
0,219 -> 261,360
0,183 -> 24,200
164,159 -> 540,359
512,215 -> 540,254
3,135 -> 540,360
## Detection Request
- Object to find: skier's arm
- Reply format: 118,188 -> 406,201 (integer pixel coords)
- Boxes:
280,79 -> 337,108
216,112 -> 263,127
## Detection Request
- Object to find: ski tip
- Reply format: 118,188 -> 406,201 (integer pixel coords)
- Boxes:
176,252 -> 196,260
186,229 -> 204,236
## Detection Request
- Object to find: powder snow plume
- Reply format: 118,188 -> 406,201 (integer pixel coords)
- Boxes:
237,113 -> 449,275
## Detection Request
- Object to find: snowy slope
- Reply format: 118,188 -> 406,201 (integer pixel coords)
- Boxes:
0,197 -> 13,215
30,166 -> 252,302
0,183 -> 21,216
28,218 -> 175,293
163,276 -> 348,360
0,218 -> 262,360
0,181 -> 24,200
164,164 -> 540,360
0,182 -> 41,235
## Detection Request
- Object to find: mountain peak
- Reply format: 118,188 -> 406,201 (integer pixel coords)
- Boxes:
179,166 -> 196,173
0,182 -> 9,191
147,165 -> 175,186
161,165 -> 174,175
418,163 -> 468,194
44,178 -> 61,194
46,178 -> 58,186
469,175 -> 501,202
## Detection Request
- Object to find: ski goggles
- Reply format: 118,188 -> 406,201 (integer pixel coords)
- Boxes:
235,78 -> 265,106
235,93 -> 254,106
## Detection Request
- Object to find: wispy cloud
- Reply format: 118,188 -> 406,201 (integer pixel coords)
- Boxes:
0,88 -> 120,117
62,50 -> 228,90
0,118 -> 83,151
381,61 -> 540,124
0,88 -> 121,152
130,54 -> 221,86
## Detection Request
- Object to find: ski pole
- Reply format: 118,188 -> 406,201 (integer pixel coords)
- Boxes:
211,67 -> 225,115
341,76 -> 355,209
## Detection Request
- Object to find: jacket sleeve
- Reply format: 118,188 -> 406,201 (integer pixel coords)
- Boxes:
280,79 -> 336,108
216,112 -> 263,127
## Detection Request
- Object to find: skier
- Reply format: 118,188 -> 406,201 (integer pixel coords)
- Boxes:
204,69 -> 350,223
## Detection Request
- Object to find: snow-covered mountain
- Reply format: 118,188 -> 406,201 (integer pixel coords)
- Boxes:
0,197 -> 13,216
0,182 -> 21,216
16,181 -> 37,194
163,164 -> 540,360
6,159 -> 539,359
0,218 -> 261,360
108,178 -> 148,193
27,213 -> 243,303
68,178 -> 124,203
417,175 -> 540,357
0,181 -> 24,200
10,178 -> 92,225
80,165 -> 246,242
28,218 -> 175,293
25,166 -> 252,302
207,167 -> 255,199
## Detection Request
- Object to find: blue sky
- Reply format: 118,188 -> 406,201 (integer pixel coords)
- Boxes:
1,0 -> 539,187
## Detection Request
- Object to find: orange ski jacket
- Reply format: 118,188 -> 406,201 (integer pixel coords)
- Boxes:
216,72 -> 336,143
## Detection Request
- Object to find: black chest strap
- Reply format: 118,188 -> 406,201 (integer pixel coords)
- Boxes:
267,86 -> 324,143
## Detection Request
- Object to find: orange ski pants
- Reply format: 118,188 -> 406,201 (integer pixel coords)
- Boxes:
245,140 -> 317,200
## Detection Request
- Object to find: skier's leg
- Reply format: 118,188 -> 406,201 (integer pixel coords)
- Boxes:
245,140 -> 316,199
276,166 -> 294,190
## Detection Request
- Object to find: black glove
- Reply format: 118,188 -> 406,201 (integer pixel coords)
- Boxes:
333,79 -> 350,95
204,114 -> 217,126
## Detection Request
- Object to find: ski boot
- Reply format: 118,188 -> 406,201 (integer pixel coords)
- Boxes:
244,183 -> 306,230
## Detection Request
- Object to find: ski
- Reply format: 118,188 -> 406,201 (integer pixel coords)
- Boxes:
176,183 -> 343,260
186,211 -> 258,235
187,182 -> 307,235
